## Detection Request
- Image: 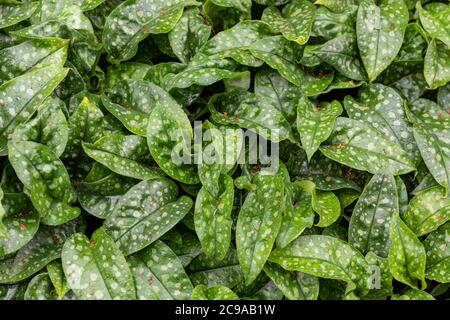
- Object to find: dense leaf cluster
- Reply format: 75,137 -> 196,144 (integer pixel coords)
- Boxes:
0,0 -> 449,300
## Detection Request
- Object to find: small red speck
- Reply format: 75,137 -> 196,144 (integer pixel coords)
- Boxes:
318,71 -> 327,78
222,112 -> 228,118
89,240 -> 95,249
438,112 -> 446,119
147,276 -> 154,285
19,223 -> 26,231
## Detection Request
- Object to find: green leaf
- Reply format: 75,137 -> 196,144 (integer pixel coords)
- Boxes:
46,261 -> 70,299
424,39 -> 450,90
388,212 -> 427,289
312,190 -> 341,228
168,7 -> 211,63
297,98 -> 343,161
0,193 -> 39,258
128,240 -> 193,299
11,96 -> 69,157
187,248 -> 244,288
147,101 -> 199,184
417,2 -> 450,48
307,34 -> 368,81
320,117 -> 416,175
195,20 -> 272,67
195,174 -> 234,260
0,38 -> 69,85
312,6 -> 356,41
348,173 -> 398,257
248,36 -> 304,87
413,120 -> 450,193
0,218 -> 85,284
209,91 -> 294,142
356,0 -> 409,82
277,181 -> 315,249
392,289 -> 435,300
103,62 -> 152,90
103,0 -> 199,62
402,186 -> 450,237
0,1 -> 39,29
262,0 -> 316,45
344,84 -> 421,166
61,227 -> 135,299
192,284 -> 239,300
264,262 -> 319,300
83,134 -> 163,180
423,222 -> 450,283
8,141 -> 80,226
24,273 -> 59,300
104,178 -> 193,255
0,65 -> 69,155
102,80 -> 178,136
269,235 -> 370,293
236,173 -> 284,284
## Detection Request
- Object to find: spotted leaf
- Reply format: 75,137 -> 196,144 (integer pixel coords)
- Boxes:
297,98 -> 343,161
402,186 -> 450,237
8,141 -> 80,226
103,0 -> 199,63
348,173 -> 398,257
423,222 -> 450,283
312,190 -> 341,228
0,218 -> 85,284
424,39 -> 450,91
417,2 -> 450,48
356,0 -> 409,82
128,240 -> 193,300
192,284 -> 239,300
104,178 -> 193,255
0,65 -> 68,155
264,262 -> 319,300
262,0 -> 316,45
388,211 -> 427,289
61,227 -> 135,299
236,173 -> 284,285
0,1 -> 39,29
269,235 -> 370,293
320,117 -> 416,175
194,174 -> 234,260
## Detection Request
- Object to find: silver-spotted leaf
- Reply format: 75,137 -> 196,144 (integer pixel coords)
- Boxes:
423,222 -> 450,283
192,284 -> 239,300
0,1 -> 38,29
424,39 -> 450,91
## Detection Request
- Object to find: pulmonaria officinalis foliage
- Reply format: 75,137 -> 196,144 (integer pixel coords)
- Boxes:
0,0 -> 449,301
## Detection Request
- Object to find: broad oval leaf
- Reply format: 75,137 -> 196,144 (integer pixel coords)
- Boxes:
0,65 -> 69,155
236,173 -> 284,284
348,173 -> 398,257
356,0 -> 409,82
24,273 -> 58,300
402,186 -> 450,237
0,1 -> 39,29
8,141 -> 80,226
388,212 -> 427,289
424,39 -> 450,91
320,117 -> 416,175
103,178 -> 193,255
61,227 -> 135,300
128,240 -> 193,300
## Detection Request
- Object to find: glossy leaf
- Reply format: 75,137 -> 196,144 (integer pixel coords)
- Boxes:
0,1 -> 38,29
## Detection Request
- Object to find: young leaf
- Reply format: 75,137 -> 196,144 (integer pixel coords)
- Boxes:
103,178 -> 193,255
348,173 -> 398,257
236,173 -> 284,284
8,141 -> 80,226
61,227 -> 135,299
388,212 -> 427,289
320,117 -> 416,175
128,240 -> 193,299
312,190 -> 341,228
297,98 -> 343,161
356,0 -> 409,82
47,261 -> 70,299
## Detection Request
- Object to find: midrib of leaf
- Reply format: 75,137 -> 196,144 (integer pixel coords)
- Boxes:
420,126 -> 450,188
90,248 -> 114,300
137,254 -> 175,299
362,175 -> 385,254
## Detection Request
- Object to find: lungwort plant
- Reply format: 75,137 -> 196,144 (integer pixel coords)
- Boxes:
0,0 -> 449,301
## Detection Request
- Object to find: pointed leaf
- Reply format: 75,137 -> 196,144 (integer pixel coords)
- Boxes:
423,222 -> 450,283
